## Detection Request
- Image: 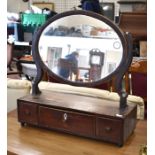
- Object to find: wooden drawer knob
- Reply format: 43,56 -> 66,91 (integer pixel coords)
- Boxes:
105,126 -> 112,132
25,110 -> 30,115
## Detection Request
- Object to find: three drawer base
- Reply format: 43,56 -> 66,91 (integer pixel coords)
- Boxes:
17,91 -> 137,146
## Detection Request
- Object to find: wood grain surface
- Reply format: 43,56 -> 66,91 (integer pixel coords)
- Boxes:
8,110 -> 146,155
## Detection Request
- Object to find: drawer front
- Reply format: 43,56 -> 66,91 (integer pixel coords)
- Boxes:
39,106 -> 95,136
96,117 -> 122,143
18,102 -> 38,125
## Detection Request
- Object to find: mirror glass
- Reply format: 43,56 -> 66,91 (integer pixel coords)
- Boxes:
38,14 -> 123,83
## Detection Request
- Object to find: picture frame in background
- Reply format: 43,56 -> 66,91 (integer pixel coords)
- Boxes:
33,2 -> 54,11
100,2 -> 115,21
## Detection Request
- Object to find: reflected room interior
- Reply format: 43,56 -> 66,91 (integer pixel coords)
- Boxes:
38,14 -> 123,83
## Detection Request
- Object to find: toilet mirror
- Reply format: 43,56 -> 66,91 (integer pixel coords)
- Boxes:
32,10 -> 128,86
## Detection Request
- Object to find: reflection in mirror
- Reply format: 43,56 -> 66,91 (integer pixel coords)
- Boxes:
38,14 -> 123,83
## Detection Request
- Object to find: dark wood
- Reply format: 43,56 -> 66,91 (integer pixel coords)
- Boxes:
7,42 -> 14,70
129,58 -> 147,118
7,42 -> 23,77
18,102 -> 38,125
114,32 -> 133,108
129,58 -> 147,74
17,90 -> 137,146
8,110 -> 147,155
117,1 -> 146,4
39,106 -> 95,136
118,12 -> 147,41
125,58 -> 147,100
96,117 -> 122,143
7,151 -> 18,155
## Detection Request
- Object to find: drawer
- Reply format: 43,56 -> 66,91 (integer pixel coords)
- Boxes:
96,117 -> 122,143
39,106 -> 95,136
18,102 -> 38,125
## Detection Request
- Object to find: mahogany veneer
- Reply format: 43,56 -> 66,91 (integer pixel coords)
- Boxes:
17,90 -> 137,146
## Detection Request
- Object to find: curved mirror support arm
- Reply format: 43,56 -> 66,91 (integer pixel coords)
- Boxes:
32,35 -> 43,95
32,67 -> 43,95
115,32 -> 133,109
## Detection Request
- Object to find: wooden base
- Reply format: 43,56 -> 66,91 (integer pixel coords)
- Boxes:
17,90 -> 137,146
8,109 -> 146,155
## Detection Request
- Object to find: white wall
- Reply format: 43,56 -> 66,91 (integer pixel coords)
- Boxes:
7,0 -> 29,13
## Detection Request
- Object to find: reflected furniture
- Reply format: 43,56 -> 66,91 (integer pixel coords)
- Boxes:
89,49 -> 104,81
58,58 -> 76,80
77,67 -> 91,82
17,10 -> 139,146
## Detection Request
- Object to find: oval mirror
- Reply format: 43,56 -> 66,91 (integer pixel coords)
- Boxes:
33,11 -> 127,86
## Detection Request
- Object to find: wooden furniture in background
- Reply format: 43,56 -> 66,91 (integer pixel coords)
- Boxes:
7,42 -> 22,78
130,58 -> 147,74
117,1 -> 147,13
7,42 -> 14,71
8,110 -> 147,155
118,11 -> 147,115
130,59 -> 147,117
125,58 -> 147,117
118,12 -> 147,56
129,58 -> 147,101
118,12 -> 147,41
140,41 -> 147,57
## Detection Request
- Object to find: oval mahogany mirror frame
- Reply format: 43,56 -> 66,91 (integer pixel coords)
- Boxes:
32,10 -> 133,109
